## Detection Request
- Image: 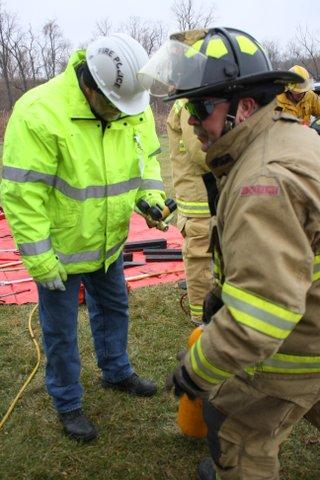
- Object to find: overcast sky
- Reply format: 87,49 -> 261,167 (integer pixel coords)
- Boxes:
4,0 -> 320,50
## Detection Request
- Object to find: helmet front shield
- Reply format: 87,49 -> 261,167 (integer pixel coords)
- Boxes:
137,40 -> 208,97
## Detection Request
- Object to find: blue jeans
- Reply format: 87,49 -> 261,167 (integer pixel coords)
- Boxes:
37,256 -> 133,413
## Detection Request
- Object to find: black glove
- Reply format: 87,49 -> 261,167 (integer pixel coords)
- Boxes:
165,365 -> 206,400
202,290 -> 223,324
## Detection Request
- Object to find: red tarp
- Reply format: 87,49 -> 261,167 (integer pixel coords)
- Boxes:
0,211 -> 185,305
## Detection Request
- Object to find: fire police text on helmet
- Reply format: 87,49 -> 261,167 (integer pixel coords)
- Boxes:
98,48 -> 124,88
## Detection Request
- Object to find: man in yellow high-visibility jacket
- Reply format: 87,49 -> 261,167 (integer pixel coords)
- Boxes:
1,34 -> 166,441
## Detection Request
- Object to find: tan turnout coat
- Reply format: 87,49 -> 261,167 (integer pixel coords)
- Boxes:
184,101 -> 320,412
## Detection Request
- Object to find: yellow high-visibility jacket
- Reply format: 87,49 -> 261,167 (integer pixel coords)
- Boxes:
1,50 -> 164,278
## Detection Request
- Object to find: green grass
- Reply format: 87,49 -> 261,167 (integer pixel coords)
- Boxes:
1,136 -> 320,479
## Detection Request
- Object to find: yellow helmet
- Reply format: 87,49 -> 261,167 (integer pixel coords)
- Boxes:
286,65 -> 314,93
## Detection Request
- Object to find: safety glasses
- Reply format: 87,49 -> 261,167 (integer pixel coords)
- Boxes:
185,98 -> 228,121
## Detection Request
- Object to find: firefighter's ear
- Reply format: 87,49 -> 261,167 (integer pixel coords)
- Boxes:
236,98 -> 258,124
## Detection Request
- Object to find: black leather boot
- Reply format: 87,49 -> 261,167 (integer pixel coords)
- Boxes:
59,409 -> 97,442
197,457 -> 216,480
102,372 -> 157,397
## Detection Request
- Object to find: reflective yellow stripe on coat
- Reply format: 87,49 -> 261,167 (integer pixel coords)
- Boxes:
257,352 -> 320,374
190,304 -> 203,318
190,337 -> 233,384
177,199 -> 210,216
222,282 -> 302,340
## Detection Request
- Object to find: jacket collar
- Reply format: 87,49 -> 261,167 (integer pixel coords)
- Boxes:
205,100 -> 278,178
64,50 -> 96,120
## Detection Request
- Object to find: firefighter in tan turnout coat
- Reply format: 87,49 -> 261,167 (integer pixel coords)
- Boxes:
167,101 -> 213,324
139,27 -> 320,479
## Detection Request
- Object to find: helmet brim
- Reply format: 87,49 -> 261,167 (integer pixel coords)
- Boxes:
164,71 -> 304,102
286,77 -> 314,93
100,87 -> 150,116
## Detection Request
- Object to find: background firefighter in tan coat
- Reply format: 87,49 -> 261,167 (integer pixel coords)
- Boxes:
167,100 -> 213,324
139,27 -> 320,479
277,64 -> 320,125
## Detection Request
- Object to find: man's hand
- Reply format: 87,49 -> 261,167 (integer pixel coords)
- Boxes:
202,290 -> 223,324
165,365 -> 206,400
135,196 -> 176,231
33,262 -> 67,291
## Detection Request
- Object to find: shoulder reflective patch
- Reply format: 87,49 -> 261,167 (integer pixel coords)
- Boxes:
240,185 -> 280,197
236,35 -> 258,55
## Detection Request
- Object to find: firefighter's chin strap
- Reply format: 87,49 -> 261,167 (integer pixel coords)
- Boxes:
222,94 -> 239,135
221,82 -> 285,136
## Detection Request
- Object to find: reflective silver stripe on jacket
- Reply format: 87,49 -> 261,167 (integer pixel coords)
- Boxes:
18,237 -> 52,256
105,239 -> 126,260
3,166 -> 141,200
108,178 -> 141,195
140,179 -> 164,190
55,240 -> 125,265
20,242 -> 126,264
57,249 -> 103,264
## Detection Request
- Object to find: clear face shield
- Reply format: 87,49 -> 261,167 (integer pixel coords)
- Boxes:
137,40 -> 208,97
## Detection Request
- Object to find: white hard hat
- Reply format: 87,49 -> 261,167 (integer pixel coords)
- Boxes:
86,33 -> 150,115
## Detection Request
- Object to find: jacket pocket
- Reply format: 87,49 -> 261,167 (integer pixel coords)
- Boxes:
209,375 -> 303,435
50,209 -> 79,230
177,213 -> 187,235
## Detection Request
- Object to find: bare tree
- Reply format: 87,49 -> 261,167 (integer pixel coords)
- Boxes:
172,0 -> 216,31
8,25 -> 44,93
261,39 -> 284,70
121,16 -> 166,55
0,3 -> 17,108
25,25 -> 41,83
287,25 -> 320,79
0,6 -> 72,112
8,30 -> 29,92
38,19 -> 71,80
95,17 -> 113,37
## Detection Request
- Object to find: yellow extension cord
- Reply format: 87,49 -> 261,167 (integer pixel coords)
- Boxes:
0,304 -> 40,431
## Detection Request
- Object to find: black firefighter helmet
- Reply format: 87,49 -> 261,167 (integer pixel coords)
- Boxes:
138,27 -> 304,102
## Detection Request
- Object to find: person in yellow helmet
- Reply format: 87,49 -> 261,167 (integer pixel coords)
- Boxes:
277,65 -> 320,125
